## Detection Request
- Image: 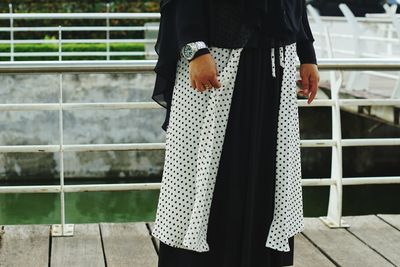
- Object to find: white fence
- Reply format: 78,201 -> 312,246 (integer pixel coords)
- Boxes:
308,3 -> 400,98
0,4 -> 160,60
2,4 -> 400,97
0,59 -> 399,235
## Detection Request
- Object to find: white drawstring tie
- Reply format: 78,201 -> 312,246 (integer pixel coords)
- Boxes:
270,46 -> 286,78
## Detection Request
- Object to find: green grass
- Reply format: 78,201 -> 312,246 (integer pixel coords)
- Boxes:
0,43 -> 146,61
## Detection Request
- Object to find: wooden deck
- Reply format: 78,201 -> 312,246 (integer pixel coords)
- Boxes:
0,214 -> 399,267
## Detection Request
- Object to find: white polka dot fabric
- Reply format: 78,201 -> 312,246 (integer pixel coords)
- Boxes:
151,42 -> 304,253
266,43 -> 305,252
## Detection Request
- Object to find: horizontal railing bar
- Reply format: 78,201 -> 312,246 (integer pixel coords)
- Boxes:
0,143 -> 166,153
338,99 -> 400,106
0,39 -> 157,44
0,13 -> 392,24
341,138 -> 400,146
0,185 -> 60,193
300,139 -> 336,147
0,60 -> 156,73
315,58 -> 400,70
301,138 -> 400,147
1,99 -> 398,112
312,31 -> 400,43
0,52 -> 156,58
0,52 -> 150,57
0,102 -> 161,111
0,13 -> 161,20
342,176 -> 400,185
0,183 -> 161,193
64,183 -> 161,192
0,103 -> 60,111
0,145 -> 59,153
1,176 -> 399,193
298,99 -> 400,107
0,26 -> 159,32
297,99 -> 334,107
63,143 -> 165,152
319,15 -> 393,24
1,138 -> 399,153
3,59 -> 400,74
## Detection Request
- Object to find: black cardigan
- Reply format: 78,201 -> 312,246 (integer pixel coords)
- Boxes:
152,0 -> 317,131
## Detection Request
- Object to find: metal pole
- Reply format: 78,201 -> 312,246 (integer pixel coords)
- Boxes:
106,3 -> 111,61
320,63 -> 349,228
59,71 -> 66,234
58,26 -> 62,61
9,4 -> 14,61
51,26 -> 74,237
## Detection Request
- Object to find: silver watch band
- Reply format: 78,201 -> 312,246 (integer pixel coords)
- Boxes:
181,41 -> 208,60
193,41 -> 207,50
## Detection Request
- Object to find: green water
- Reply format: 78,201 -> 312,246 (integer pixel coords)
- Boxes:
1,107 -> 400,225
0,189 -> 159,225
1,184 -> 399,225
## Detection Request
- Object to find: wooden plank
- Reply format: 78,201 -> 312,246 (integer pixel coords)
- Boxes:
147,222 -> 159,252
0,224 -> 49,267
100,222 -> 157,267
293,233 -> 335,267
51,224 -> 105,267
377,214 -> 400,230
302,217 -> 392,267
345,215 -> 400,266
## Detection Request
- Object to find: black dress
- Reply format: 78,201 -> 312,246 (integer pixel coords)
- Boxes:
157,30 -> 296,267
153,0 -> 317,265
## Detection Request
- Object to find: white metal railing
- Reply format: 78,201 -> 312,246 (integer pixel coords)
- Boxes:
3,5 -> 400,98
0,4 -> 160,61
0,59 -> 399,234
1,6 -> 400,62
308,3 -> 400,98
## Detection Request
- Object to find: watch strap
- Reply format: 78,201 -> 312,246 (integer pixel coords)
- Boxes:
189,48 -> 210,62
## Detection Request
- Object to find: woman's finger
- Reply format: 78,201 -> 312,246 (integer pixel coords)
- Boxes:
194,80 -> 204,92
308,78 -> 318,104
191,78 -> 197,90
210,75 -> 221,89
200,80 -> 213,91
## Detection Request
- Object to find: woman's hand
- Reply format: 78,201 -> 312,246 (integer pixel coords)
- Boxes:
298,63 -> 320,104
189,53 -> 222,92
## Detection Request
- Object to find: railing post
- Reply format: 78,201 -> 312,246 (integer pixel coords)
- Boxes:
106,3 -> 111,61
51,26 -> 74,236
8,4 -> 14,62
320,68 -> 349,229
51,70 -> 74,237
58,26 -> 62,61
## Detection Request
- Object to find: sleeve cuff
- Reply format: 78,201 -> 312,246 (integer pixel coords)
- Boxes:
175,0 -> 208,51
296,40 -> 318,65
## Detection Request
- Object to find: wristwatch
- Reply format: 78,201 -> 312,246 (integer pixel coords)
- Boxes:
181,41 -> 208,61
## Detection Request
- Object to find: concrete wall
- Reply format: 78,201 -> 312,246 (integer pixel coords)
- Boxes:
0,72 -> 166,181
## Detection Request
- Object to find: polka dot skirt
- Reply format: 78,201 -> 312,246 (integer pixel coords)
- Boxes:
266,43 -> 305,252
151,42 -> 304,253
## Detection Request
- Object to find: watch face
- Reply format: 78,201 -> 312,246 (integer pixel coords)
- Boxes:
183,45 -> 195,59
